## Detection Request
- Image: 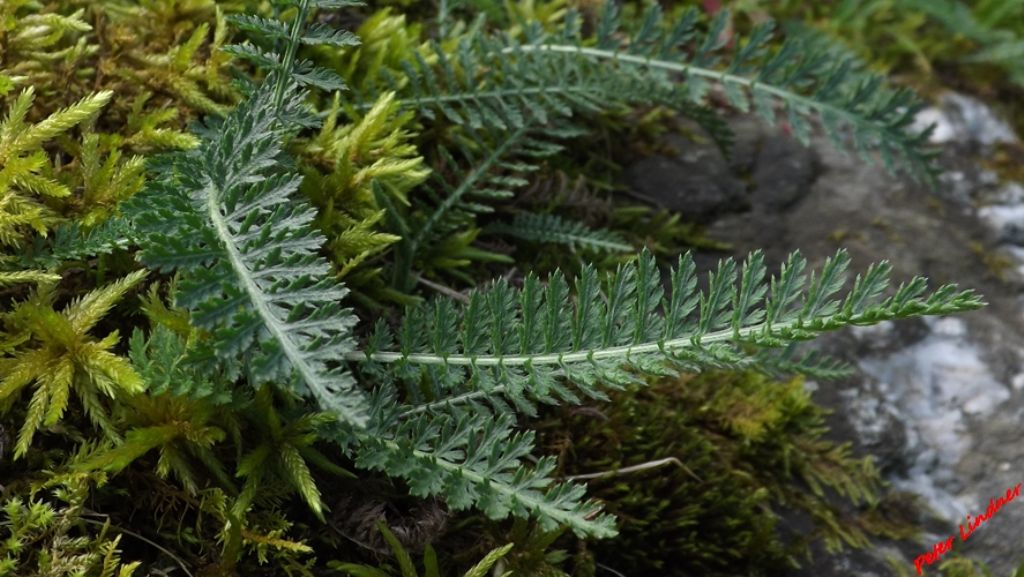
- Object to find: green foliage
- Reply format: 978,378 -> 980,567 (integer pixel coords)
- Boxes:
0,0 -> 995,574
19,218 -> 136,270
0,88 -> 111,246
359,249 -> 980,415
486,520 -> 572,577
0,476 -> 141,577
532,4 -> 937,178
124,80 -> 370,428
76,390 -> 229,495
224,0 -> 361,98
875,0 -> 1024,87
68,134 -> 147,228
388,121 -> 580,290
1,0 -> 237,122
0,0 -> 241,270
337,2 -> 944,292
117,92 -> 202,152
485,212 -> 633,254
356,407 -> 616,538
541,372 -> 912,575
71,299 -> 347,570
320,8 -> 428,95
233,384 -> 353,521
127,8 -> 237,116
128,324 -> 231,404
342,248 -> 978,537
126,0 -> 984,541
0,0 -> 92,99
0,270 -> 61,288
752,0 -> 1024,124
354,3 -> 939,180
0,271 -> 146,458
299,91 -> 428,291
80,319 -> 233,495
330,523 -> 513,577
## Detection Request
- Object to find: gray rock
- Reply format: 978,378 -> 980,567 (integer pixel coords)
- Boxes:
751,133 -> 819,212
725,114 -> 770,172
840,377 -> 912,474
624,134 -> 748,222
699,112 -> 1024,573
792,545 -> 907,577
912,92 -> 1019,147
623,115 -> 819,222
978,204 -> 1024,246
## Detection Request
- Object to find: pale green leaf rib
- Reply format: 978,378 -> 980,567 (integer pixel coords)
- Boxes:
344,310 -> 931,366
350,250 -> 982,379
509,44 -> 864,131
203,182 -> 360,425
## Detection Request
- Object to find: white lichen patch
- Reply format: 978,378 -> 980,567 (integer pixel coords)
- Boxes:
851,318 -> 1011,519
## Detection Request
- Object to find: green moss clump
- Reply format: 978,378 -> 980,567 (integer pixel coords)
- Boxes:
1,0 -> 240,126
536,371 -> 914,576
889,554 -> 1024,577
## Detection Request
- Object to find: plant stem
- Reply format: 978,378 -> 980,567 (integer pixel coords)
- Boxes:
274,0 -> 309,112
345,314 -> 832,366
563,457 -> 702,482
438,0 -> 448,38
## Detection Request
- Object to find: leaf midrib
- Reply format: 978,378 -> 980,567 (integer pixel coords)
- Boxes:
203,175 -> 368,428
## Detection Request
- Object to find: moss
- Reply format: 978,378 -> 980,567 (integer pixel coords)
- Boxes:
889,553 -> 1024,577
968,240 -> 1014,283
533,371 -> 914,576
985,142 -> 1024,185
1,0 -> 240,129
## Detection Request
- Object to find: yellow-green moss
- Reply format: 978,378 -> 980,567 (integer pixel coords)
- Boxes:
530,371 -> 915,576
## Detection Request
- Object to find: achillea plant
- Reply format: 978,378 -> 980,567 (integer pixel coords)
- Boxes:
0,0 -> 989,573
123,0 -> 980,541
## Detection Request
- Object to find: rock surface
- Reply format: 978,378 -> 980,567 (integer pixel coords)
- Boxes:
627,94 -> 1024,574
623,133 -> 749,221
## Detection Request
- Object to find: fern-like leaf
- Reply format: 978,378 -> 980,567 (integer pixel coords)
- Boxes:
353,6 -> 937,181
507,5 -> 937,180
19,218 -> 135,269
350,249 -> 981,416
128,325 -> 232,405
486,213 -> 632,253
223,0 -> 358,99
124,82 -> 370,429
390,122 -> 580,289
352,33 -> 656,131
356,403 -> 616,538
